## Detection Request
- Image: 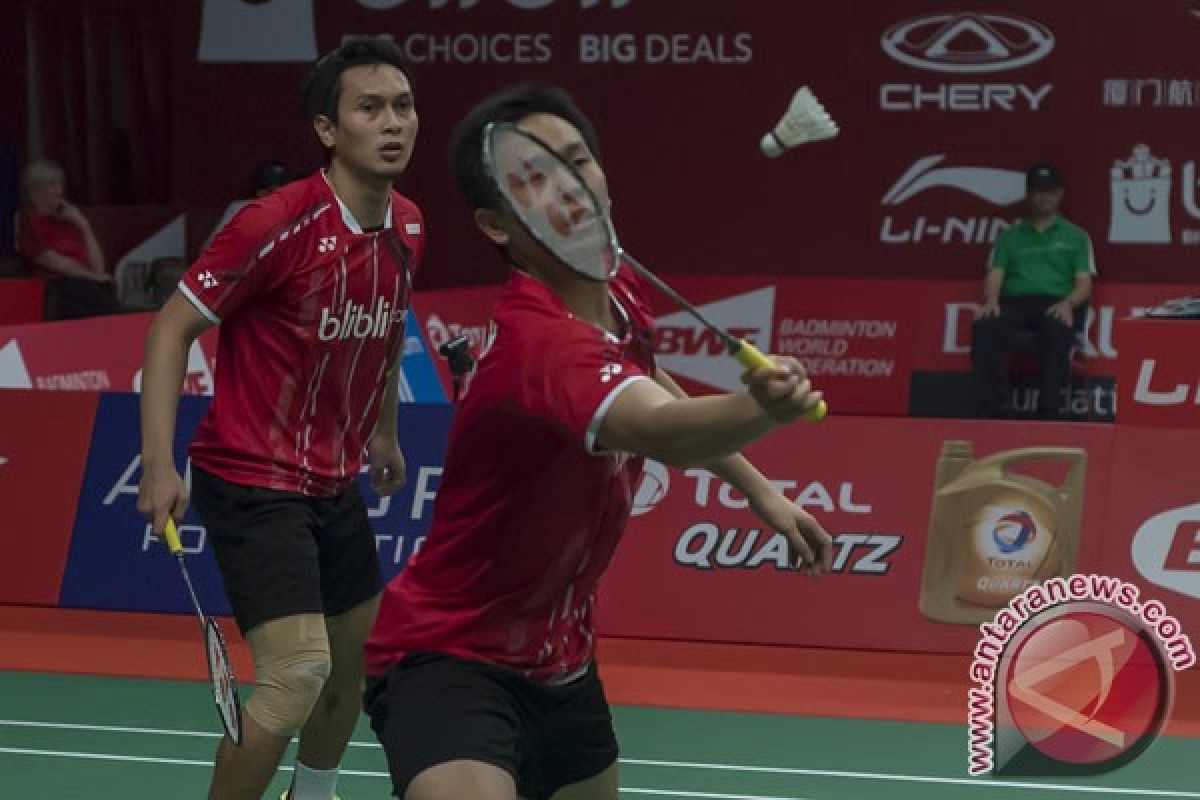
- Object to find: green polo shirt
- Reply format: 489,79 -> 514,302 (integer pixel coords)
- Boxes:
989,216 -> 1095,298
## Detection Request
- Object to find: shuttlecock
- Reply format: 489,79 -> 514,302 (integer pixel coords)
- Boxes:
760,87 -> 839,158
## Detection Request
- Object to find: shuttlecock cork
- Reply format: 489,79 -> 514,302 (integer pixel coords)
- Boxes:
760,87 -> 839,158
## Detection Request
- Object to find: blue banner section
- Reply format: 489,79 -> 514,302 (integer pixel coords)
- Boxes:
399,305 -> 449,405
59,394 -> 453,614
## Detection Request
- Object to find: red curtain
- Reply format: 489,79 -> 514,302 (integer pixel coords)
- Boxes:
25,0 -> 173,205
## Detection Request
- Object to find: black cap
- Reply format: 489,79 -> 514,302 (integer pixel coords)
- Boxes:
1026,161 -> 1063,192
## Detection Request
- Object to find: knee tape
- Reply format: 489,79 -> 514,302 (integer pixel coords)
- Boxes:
244,615 -> 332,737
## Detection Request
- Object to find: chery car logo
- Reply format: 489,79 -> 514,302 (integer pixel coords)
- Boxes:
882,13 -> 1055,74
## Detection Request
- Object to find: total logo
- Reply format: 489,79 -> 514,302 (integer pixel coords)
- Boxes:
632,459 -> 670,516
1108,144 -> 1200,245
318,298 -> 395,342
654,287 -> 774,392
880,12 -> 1054,112
992,510 -> 1037,554
1133,502 -> 1200,599
880,155 -> 1024,246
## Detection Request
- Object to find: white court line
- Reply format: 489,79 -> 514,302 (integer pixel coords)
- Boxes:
621,791 -> 811,800
3,720 -> 1199,798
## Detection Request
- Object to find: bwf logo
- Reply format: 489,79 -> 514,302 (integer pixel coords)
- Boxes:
654,287 -> 774,392
318,298 -> 394,342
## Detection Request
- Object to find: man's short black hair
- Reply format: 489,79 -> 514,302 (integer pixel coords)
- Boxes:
302,36 -> 413,124
448,84 -> 602,212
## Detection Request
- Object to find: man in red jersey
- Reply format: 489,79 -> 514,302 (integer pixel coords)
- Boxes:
138,38 -> 421,800
364,84 -> 832,800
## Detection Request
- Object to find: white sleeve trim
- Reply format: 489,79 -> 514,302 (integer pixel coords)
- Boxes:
178,282 -> 221,325
585,374 -> 651,454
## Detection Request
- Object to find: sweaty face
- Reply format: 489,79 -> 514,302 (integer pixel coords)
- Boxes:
320,64 -> 417,183
499,113 -> 612,278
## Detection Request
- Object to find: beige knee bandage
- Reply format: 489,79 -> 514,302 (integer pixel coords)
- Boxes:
244,614 -> 332,737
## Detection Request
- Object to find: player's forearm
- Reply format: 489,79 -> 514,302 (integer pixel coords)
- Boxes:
79,223 -> 106,275
652,368 -> 776,501
1063,274 -> 1092,309
983,269 -> 1005,304
371,365 -> 401,442
706,453 -> 776,506
634,393 -> 776,467
139,318 -> 193,469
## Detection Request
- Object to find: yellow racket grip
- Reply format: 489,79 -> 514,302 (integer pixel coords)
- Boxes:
734,339 -> 828,423
163,518 -> 184,555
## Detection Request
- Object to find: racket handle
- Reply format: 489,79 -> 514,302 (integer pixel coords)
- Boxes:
734,340 -> 828,423
163,518 -> 184,555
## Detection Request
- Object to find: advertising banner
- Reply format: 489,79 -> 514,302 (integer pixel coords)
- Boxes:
598,417 -> 1115,653
0,311 -> 447,403
0,390 -> 99,604
57,394 -> 452,614
1115,317 -> 1200,428
1095,426 -> 1200,639
166,1 -> 1200,286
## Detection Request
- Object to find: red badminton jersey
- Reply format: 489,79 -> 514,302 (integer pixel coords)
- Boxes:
366,266 -> 657,683
180,171 -> 423,496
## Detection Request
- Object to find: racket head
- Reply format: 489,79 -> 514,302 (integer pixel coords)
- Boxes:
481,121 -> 620,282
203,617 -> 243,745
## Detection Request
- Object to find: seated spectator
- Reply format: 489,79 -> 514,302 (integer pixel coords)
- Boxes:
970,162 -> 1095,420
15,159 -> 119,320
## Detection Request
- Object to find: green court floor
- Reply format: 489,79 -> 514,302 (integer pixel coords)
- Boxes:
0,671 -> 1195,799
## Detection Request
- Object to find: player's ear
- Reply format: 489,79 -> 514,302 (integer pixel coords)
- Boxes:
474,208 -> 510,246
313,114 -> 336,149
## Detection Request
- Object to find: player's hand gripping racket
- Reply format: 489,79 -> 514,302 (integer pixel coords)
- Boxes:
481,121 -> 826,421
162,518 -> 243,744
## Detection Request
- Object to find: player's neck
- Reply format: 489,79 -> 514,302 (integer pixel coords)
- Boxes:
325,162 -> 392,230
534,265 -> 618,333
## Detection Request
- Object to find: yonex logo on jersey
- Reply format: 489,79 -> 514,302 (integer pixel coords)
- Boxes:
600,363 -> 624,383
318,236 -> 338,253
199,271 -> 219,289
318,297 -> 394,342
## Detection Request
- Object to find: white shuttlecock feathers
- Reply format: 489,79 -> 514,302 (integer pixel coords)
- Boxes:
760,87 -> 839,158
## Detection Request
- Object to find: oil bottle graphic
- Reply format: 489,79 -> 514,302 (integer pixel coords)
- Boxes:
920,440 -> 1086,625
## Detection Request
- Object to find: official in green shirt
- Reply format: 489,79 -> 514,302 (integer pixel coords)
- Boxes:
970,162 -> 1096,419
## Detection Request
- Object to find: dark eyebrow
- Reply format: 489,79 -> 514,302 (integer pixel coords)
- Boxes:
355,91 -> 414,103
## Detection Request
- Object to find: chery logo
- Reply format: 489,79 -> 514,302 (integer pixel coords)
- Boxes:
881,13 -> 1054,74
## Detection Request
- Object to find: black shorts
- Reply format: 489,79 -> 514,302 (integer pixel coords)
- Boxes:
364,653 -> 619,800
190,466 -> 383,634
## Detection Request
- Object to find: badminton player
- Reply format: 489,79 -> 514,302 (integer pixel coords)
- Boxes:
364,84 -> 832,800
138,38 -> 422,800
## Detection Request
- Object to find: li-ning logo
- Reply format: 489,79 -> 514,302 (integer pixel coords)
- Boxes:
881,13 -> 1055,74
883,155 -> 1026,207
993,510 -> 1037,554
318,298 -> 393,342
